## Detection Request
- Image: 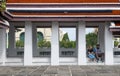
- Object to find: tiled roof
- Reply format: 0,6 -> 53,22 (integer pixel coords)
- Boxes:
0,17 -> 9,28
2,3 -> 120,21
7,0 -> 119,3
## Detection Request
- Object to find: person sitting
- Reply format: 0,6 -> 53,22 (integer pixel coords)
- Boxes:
93,44 -> 104,62
118,45 -> 120,48
87,46 -> 96,62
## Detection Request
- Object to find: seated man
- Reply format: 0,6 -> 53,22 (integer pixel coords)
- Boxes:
93,44 -> 104,62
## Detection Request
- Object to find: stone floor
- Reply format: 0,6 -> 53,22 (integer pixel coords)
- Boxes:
0,65 -> 120,76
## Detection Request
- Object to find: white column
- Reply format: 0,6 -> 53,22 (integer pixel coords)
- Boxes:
0,28 -> 6,65
6,30 -> 9,49
51,21 -> 59,65
112,37 -> 115,48
24,21 -> 33,66
104,22 -> 114,65
77,21 -> 87,65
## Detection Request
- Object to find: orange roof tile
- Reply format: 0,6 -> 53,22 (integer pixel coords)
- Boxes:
7,0 -> 119,3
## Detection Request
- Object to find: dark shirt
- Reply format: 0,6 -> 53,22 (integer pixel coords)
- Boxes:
93,48 -> 102,53
88,48 -> 93,53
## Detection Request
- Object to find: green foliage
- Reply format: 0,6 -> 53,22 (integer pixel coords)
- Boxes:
60,41 -> 76,48
70,41 -> 76,48
0,0 -> 6,11
114,40 -> 119,47
16,40 -> 24,48
60,33 -> 76,48
38,40 -> 51,48
62,33 -> 70,42
86,32 -> 97,47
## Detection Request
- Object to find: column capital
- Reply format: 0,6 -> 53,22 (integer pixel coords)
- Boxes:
52,21 -> 58,23
78,21 -> 85,25
25,21 -> 32,26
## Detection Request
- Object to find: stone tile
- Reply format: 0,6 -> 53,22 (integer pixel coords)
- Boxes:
88,66 -> 102,70
0,74 -> 10,76
0,66 -> 119,76
39,66 -> 49,70
44,66 -> 58,74
0,69 -> 13,75
71,70 -> 85,73
58,70 -> 69,74
28,74 -> 42,76
80,66 -> 95,72
58,66 -> 69,70
41,74 -> 56,76
58,66 -> 70,74
95,69 -> 112,73
57,74 -> 71,76
4,67 -> 28,75
28,75 -> 41,76
10,67 -> 25,74
44,70 -> 58,74
72,72 -> 87,76
87,73 -> 119,76
30,66 -> 48,75
58,66 -> 70,75
70,66 -> 83,71
14,75 -> 26,76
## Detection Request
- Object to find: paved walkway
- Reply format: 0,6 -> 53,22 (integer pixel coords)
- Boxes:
0,66 -> 120,76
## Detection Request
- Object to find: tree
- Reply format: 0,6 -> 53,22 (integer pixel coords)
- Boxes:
38,40 -> 51,48
62,33 -> 70,42
60,33 -> 76,48
86,32 -> 97,47
16,40 -> 24,48
114,40 -> 119,47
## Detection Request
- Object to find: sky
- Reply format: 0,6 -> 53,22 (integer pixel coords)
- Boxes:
60,28 -> 95,41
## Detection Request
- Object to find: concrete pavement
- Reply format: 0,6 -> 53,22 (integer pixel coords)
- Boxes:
0,65 -> 120,76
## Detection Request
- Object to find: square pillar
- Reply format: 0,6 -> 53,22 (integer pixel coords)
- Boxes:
0,28 -> 6,65
104,22 -> 113,65
51,21 -> 59,65
24,21 -> 33,66
77,21 -> 87,65
8,25 -> 16,56
32,25 -> 37,57
98,25 -> 105,53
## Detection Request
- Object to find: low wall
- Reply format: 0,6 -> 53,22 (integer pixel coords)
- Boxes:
7,48 -> 77,57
